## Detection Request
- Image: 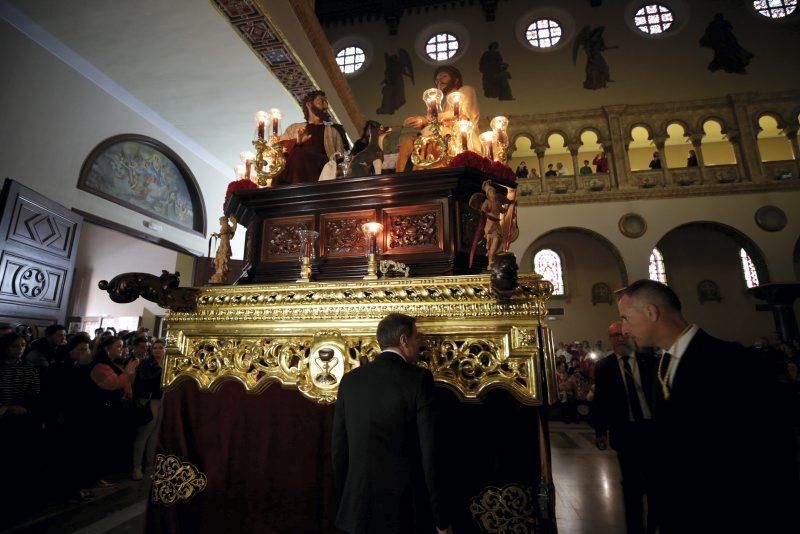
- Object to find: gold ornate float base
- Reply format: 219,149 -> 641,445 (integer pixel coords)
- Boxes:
164,273 -> 556,406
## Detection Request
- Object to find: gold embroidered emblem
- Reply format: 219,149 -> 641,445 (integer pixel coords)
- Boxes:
469,483 -> 537,533
151,454 -> 207,505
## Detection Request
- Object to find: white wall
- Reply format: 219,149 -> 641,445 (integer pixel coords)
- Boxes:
70,223 -> 177,331
0,20 -> 244,258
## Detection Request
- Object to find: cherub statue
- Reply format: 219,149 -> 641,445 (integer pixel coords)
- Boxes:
469,180 -> 512,269
209,215 -> 237,284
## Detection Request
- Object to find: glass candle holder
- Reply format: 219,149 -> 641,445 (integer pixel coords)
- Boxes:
448,91 -> 463,120
235,164 -> 246,181
361,222 -> 383,280
480,131 -> 496,161
490,116 -> 509,146
240,151 -> 255,180
254,110 -> 269,140
457,120 -> 472,153
268,108 -> 282,137
422,88 -> 443,121
296,229 -> 319,283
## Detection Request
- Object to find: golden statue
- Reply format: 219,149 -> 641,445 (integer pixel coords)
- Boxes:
209,215 -> 237,284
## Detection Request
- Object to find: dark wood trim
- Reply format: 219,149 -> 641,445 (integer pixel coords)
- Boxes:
77,133 -> 207,235
72,209 -> 204,257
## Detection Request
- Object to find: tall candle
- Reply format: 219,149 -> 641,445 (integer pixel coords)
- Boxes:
422,88 -> 443,121
490,116 -> 509,146
269,108 -> 281,137
458,120 -> 471,152
480,131 -> 496,161
255,111 -> 268,140
449,91 -> 462,120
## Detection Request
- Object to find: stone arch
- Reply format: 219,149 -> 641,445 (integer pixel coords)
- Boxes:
659,118 -> 695,137
655,221 -> 770,285
756,114 -> 795,162
626,122 -> 655,143
700,118 -> 737,165
697,115 -> 730,135
510,131 -> 536,148
755,110 -> 787,131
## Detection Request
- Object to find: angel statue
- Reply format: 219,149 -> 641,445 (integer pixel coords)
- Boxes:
573,26 -> 617,90
469,180 -> 515,269
209,215 -> 237,284
376,48 -> 414,115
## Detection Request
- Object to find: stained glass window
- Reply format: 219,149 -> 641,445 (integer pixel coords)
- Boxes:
425,33 -> 459,61
649,248 -> 667,284
753,0 -> 797,18
634,4 -> 675,34
526,19 -> 563,48
335,46 -> 366,74
534,249 -> 565,295
740,248 -> 760,288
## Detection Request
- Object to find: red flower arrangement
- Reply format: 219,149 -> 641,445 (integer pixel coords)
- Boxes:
224,179 -> 258,210
449,151 -> 516,182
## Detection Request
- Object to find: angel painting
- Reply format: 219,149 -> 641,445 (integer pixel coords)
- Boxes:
376,48 -> 414,115
573,26 -> 616,90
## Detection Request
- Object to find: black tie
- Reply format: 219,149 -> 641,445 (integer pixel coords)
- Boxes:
621,356 -> 644,422
659,352 -> 672,385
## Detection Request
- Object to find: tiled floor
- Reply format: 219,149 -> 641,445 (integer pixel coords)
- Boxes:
9,422 -> 626,534
550,422 -> 626,533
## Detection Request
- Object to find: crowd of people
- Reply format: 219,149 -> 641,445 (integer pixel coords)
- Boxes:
0,323 -> 164,527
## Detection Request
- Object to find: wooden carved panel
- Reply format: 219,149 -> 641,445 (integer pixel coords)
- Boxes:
382,203 -> 444,255
261,215 -> 315,262
320,210 -> 376,258
0,252 -> 66,309
7,196 -> 78,260
0,179 -> 82,324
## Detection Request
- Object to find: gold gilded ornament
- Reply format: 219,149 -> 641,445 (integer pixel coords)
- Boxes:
469,483 -> 537,533
151,454 -> 207,505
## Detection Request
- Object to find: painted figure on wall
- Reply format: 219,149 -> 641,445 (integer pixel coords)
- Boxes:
699,13 -> 754,74
376,49 -> 414,115
573,26 -> 616,90
479,42 -> 514,100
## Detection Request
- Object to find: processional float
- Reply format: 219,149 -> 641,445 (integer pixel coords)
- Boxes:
100,90 -> 559,533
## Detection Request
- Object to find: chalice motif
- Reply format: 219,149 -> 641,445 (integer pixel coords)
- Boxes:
314,347 -> 339,386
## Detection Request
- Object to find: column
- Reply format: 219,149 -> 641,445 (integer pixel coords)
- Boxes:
534,145 -> 547,193
726,129 -> 749,183
653,135 -> 670,187
784,127 -> 800,178
600,140 -> 617,189
689,133 -> 708,184
602,105 -> 631,187
568,143 -> 581,191
728,93 -> 762,181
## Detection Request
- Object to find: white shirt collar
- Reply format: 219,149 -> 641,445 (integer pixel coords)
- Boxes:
667,324 -> 699,361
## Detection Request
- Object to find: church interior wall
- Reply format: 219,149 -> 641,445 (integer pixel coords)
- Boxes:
69,222 -> 178,332
324,0 -> 800,127
0,21 -> 244,261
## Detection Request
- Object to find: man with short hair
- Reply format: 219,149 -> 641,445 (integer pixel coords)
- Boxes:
333,313 -> 451,534
275,90 -> 349,185
593,322 -> 657,534
545,164 -> 557,177
25,324 -> 66,371
616,280 -> 798,534
131,336 -> 150,360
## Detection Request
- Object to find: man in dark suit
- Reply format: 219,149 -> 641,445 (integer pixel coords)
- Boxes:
616,280 -> 799,534
593,322 -> 657,534
332,313 -> 451,534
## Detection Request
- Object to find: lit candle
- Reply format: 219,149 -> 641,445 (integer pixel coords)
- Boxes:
490,116 -> 509,146
268,108 -> 281,137
458,120 -> 472,152
422,88 -> 443,121
480,131 -> 496,161
235,164 -> 245,180
362,221 -> 383,255
255,111 -> 268,140
240,151 -> 255,180
449,91 -> 462,120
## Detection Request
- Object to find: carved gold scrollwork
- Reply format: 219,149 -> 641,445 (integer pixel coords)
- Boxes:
151,454 -> 207,506
469,483 -> 537,533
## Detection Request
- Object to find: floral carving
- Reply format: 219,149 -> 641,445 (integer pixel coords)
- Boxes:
151,454 -> 207,505
470,483 -> 538,533
266,220 -> 312,258
324,217 -> 369,256
387,212 -> 438,250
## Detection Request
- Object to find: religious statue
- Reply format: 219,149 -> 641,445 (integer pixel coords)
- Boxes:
376,49 -> 414,115
469,180 -> 513,269
699,13 -> 754,74
349,120 -> 393,177
479,42 -> 514,100
573,26 -> 616,90
274,91 -> 350,185
209,215 -> 237,284
396,66 -> 481,172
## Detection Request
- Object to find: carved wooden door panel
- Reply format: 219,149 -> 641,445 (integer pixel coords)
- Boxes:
0,179 -> 82,326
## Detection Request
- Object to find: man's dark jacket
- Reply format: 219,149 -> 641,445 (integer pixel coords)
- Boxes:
332,351 -> 446,534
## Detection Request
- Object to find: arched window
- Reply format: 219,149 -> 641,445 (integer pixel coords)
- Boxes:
740,248 -> 760,288
335,46 -> 366,74
525,19 -> 563,48
534,249 -> 565,295
753,0 -> 797,18
633,4 -> 675,34
649,248 -> 667,284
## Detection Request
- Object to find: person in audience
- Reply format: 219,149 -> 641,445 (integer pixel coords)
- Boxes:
556,361 -> 578,423
0,323 -> 14,335
516,161 -> 529,179
687,149 -> 698,167
556,162 -> 568,176
25,323 -> 66,372
130,336 -> 150,361
648,151 -> 662,169
545,164 -> 557,176
90,336 -> 139,478
132,339 -> 165,480
592,152 -> 610,173
580,160 -> 593,174
529,166 -> 539,179
556,342 -> 570,360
